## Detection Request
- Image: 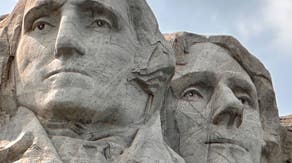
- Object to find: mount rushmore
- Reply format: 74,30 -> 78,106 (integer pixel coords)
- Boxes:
0,0 -> 290,162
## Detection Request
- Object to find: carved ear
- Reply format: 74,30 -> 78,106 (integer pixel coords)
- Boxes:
130,41 -> 175,95
126,0 -> 175,94
0,26 -> 16,117
127,0 -> 160,45
0,0 -> 26,117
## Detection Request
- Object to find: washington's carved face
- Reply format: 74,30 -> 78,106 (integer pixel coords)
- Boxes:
16,0 -> 148,124
171,43 -> 264,163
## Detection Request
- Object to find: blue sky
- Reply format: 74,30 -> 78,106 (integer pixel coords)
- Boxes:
0,0 -> 291,116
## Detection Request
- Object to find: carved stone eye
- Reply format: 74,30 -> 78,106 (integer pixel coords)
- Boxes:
185,91 -> 196,98
95,19 -> 111,28
237,96 -> 251,106
37,23 -> 46,30
32,21 -> 53,32
181,87 -> 203,101
96,20 -> 104,27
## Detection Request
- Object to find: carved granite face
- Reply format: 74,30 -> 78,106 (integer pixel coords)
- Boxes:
171,43 -> 264,163
15,0 -> 148,125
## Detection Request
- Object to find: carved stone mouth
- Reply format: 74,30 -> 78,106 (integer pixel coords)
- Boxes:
43,68 -> 91,80
204,138 -> 248,152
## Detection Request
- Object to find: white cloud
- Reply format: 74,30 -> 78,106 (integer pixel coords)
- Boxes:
235,0 -> 292,57
263,0 -> 292,54
236,19 -> 264,41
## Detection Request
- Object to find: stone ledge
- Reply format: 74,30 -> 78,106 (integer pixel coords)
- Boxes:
281,114 -> 292,127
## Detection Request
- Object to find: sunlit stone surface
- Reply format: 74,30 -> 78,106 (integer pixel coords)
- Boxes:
163,32 -> 282,163
0,0 -> 289,163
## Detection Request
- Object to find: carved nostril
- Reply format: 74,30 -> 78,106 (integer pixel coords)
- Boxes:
212,106 -> 243,129
54,40 -> 85,58
228,111 -> 243,128
234,112 -> 243,128
212,85 -> 245,129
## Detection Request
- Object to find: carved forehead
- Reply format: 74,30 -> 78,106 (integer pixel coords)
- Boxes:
24,0 -> 130,18
24,0 -> 65,11
173,42 -> 256,93
174,42 -> 253,85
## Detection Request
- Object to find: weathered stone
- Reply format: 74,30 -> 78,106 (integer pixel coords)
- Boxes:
280,115 -> 292,163
0,0 -> 289,163
281,115 -> 292,127
162,32 -> 281,163
0,0 -> 183,162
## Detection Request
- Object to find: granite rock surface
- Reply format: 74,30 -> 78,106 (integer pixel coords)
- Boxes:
0,0 -> 289,163
281,115 -> 292,163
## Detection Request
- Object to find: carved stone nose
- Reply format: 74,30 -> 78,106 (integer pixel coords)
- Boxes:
54,16 -> 85,58
212,86 -> 243,129
54,40 -> 84,58
212,106 -> 243,129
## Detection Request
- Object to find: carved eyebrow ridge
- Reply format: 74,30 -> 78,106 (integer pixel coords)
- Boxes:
171,71 -> 217,97
226,74 -> 257,98
173,71 -> 217,86
77,0 -> 120,30
23,1 -> 65,32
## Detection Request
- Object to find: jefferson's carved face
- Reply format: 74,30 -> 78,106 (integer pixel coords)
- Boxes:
16,0 -> 148,124
171,43 -> 264,163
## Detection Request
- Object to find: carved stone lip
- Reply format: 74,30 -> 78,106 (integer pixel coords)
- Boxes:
204,138 -> 248,152
43,68 -> 91,80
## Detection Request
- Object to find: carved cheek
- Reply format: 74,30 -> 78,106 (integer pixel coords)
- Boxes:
16,38 -> 32,75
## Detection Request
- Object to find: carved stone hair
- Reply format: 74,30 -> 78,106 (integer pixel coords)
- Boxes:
0,0 -> 25,117
0,0 -> 174,120
167,32 -> 281,162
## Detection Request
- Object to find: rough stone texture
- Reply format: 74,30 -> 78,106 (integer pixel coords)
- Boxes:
280,115 -> 292,163
0,0 -> 184,162
281,115 -> 292,127
0,0 -> 288,163
162,32 -> 281,163
281,126 -> 292,163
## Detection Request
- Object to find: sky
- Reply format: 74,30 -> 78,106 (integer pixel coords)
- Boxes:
0,0 -> 291,116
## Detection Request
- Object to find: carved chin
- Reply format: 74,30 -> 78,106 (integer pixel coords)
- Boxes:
35,88 -> 100,122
